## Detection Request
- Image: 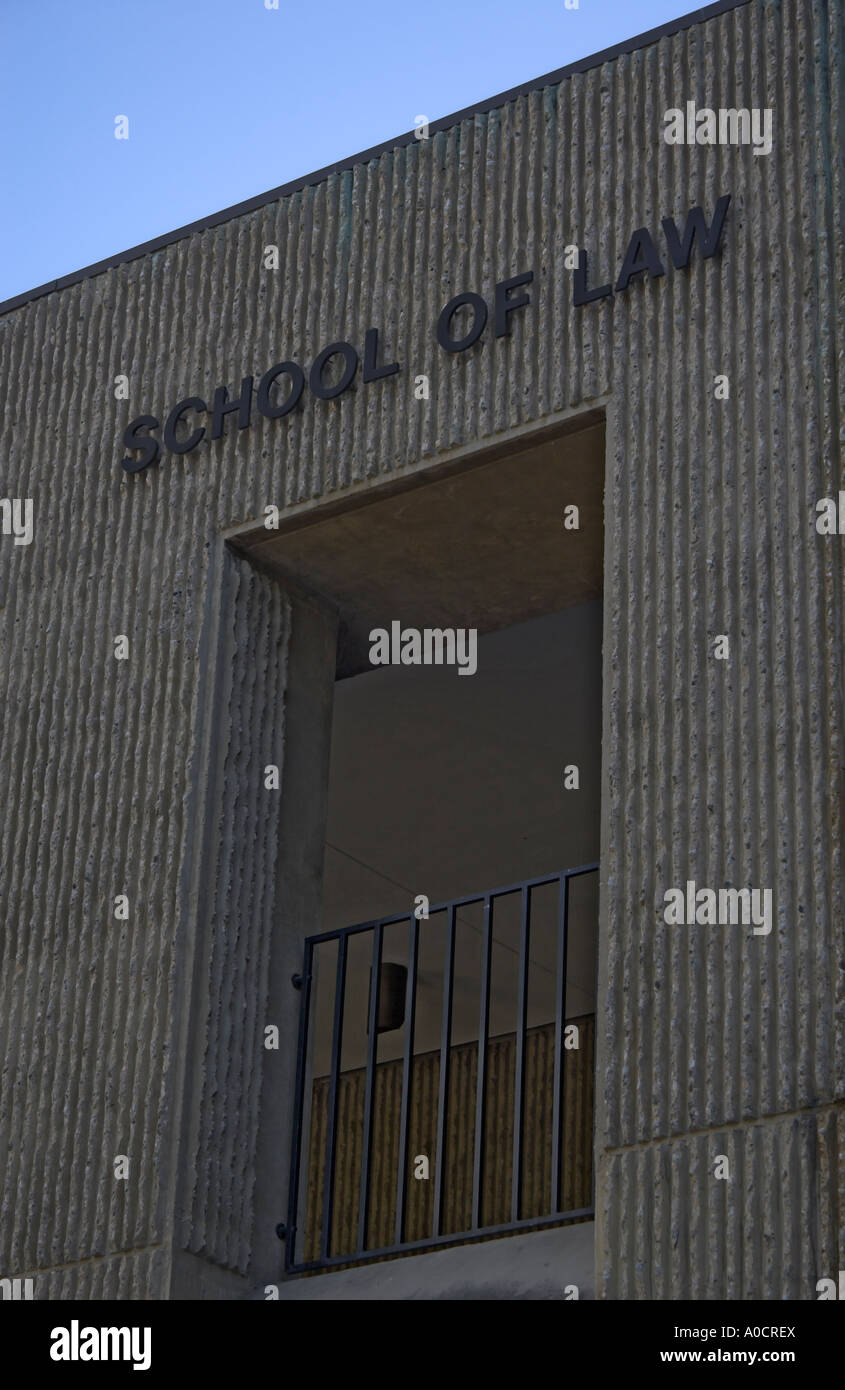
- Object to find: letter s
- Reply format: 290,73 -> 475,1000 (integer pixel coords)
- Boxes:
121,414 -> 161,472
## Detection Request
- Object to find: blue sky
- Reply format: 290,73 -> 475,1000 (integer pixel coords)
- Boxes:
0,0 -> 692,302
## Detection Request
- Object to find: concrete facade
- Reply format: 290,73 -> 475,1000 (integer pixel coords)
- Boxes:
0,0 -> 842,1299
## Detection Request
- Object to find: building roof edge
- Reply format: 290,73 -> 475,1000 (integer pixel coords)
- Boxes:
0,0 -> 754,318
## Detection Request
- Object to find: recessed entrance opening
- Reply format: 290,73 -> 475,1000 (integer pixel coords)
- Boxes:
240,415 -> 605,1274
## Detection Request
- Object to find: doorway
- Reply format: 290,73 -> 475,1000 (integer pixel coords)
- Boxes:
239,415 -> 606,1272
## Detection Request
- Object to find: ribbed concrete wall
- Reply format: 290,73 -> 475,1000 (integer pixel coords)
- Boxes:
592,0 -> 845,1298
178,558 -> 291,1276
0,0 -> 841,1298
600,1109 -> 844,1299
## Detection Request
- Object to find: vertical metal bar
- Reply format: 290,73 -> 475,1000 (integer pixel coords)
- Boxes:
551,873 -> 570,1214
589,865 -> 600,1211
320,934 -> 348,1261
511,885 -> 530,1223
284,939 -> 313,1272
471,895 -> 493,1230
433,903 -> 456,1237
394,914 -> 419,1245
356,923 -> 383,1253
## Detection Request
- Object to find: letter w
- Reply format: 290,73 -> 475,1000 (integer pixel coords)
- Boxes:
662,194 -> 731,268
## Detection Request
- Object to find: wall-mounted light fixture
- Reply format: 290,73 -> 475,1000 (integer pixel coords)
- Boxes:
368,962 -> 407,1034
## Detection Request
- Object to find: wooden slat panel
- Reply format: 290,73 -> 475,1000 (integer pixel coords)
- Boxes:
304,1014 -> 594,1264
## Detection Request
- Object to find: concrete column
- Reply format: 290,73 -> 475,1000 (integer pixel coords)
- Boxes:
168,553 -> 339,1298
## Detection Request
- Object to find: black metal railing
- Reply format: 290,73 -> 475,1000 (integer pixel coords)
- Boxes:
284,861 -> 598,1273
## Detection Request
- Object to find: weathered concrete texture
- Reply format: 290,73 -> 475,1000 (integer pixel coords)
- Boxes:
597,1107 -> 844,1300
592,0 -> 845,1294
236,585 -> 339,1290
14,1248 -> 168,1301
174,554 -> 291,1277
0,0 -> 842,1299
272,1220 -> 595,1300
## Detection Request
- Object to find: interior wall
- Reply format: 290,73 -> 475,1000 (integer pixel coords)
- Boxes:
323,601 -> 602,923
316,602 -> 602,1076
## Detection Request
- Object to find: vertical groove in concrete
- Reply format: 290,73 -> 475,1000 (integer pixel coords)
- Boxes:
0,0 -> 841,1297
10,1248 -> 167,1301
600,1112 -> 842,1299
595,0 -> 844,1283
